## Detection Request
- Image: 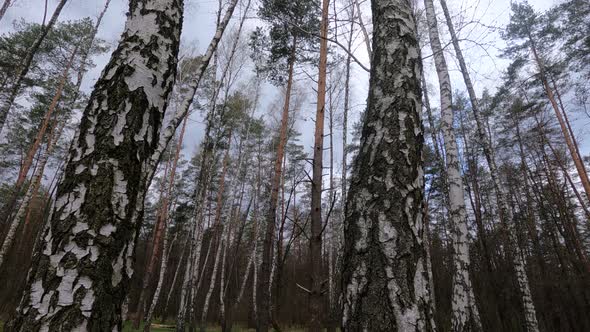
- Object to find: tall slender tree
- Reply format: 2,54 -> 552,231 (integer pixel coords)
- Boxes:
252,0 -> 318,329
0,0 -> 68,135
504,2 -> 590,203
309,0 -> 329,328
440,2 -> 542,330
423,0 -> 482,329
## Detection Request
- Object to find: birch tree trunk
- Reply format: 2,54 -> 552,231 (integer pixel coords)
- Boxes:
353,0 -> 371,60
6,1 -> 182,330
438,1 -> 541,330
342,0 -> 354,231
0,0 -> 11,23
0,0 -> 68,135
148,0 -> 238,176
341,0 -> 435,329
423,0 -> 481,330
199,130 -> 232,332
199,227 -> 225,332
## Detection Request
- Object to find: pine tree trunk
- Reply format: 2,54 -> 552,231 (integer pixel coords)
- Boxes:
529,40 -> 590,203
13,0 -> 111,246
341,0 -> 436,329
423,0 -> 481,329
162,231 -> 189,321
5,0 -> 182,330
0,118 -> 63,269
199,131 -> 232,332
143,213 -> 174,332
438,1 -> 541,330
136,156 -> 172,329
144,117 -> 189,329
257,37 -> 297,332
1,44 -> 79,224
0,0 -> 68,135
309,0 -> 329,328
134,193 -> 169,328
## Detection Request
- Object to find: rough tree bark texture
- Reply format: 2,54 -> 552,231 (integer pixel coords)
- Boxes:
0,0 -> 68,135
309,0 -> 329,328
341,0 -> 436,330
257,38 -> 297,332
6,0 -> 182,331
438,1 -> 541,330
423,0 -> 482,330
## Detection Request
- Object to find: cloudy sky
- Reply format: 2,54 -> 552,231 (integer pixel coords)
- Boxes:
1,0 -> 587,175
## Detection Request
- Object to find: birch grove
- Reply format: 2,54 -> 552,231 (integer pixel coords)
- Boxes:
0,0 -> 589,331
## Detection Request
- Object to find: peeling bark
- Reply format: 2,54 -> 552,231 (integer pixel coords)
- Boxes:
6,1 -> 182,330
341,0 -> 436,330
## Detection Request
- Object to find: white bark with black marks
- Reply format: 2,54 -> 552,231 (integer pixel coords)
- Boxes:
6,0 -> 182,330
423,0 -> 481,329
438,0 -> 540,330
341,0 -> 436,330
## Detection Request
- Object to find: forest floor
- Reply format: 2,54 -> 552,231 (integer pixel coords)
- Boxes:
0,320 -> 307,331
121,321 -> 307,332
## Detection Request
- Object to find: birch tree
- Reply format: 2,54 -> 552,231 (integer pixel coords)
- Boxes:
341,0 -> 436,329
423,0 -> 482,329
439,1 -> 541,330
0,2 -> 111,267
5,0 -> 182,330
